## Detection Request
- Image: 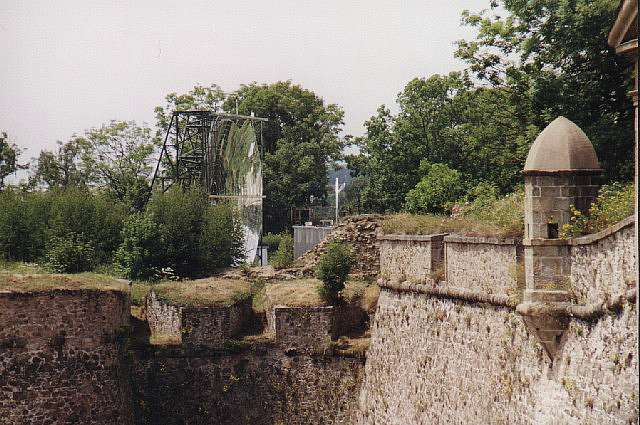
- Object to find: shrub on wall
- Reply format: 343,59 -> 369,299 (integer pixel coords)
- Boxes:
560,182 -> 634,238
270,233 -> 293,270
114,212 -> 162,280
316,241 -> 354,303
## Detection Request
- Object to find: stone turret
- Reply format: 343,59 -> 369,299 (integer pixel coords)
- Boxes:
523,116 -> 601,240
522,117 -> 601,358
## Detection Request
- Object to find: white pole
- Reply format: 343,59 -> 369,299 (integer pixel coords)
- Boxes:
335,177 -> 339,225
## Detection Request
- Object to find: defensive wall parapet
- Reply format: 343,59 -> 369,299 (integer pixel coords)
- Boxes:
0,288 -> 134,425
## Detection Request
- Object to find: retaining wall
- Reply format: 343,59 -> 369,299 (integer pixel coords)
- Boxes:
360,220 -> 638,424
274,306 -> 333,354
146,291 -> 252,347
0,289 -> 134,425
132,346 -> 364,425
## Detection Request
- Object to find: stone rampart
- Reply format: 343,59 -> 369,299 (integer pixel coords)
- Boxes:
358,282 -> 637,424
131,346 -> 364,425
569,216 -> 635,304
379,233 -> 447,280
361,219 -> 638,424
146,291 -> 252,347
274,306 -> 333,354
0,289 -> 134,425
444,235 -> 523,295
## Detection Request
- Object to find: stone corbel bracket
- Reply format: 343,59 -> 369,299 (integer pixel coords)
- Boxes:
516,288 -> 636,359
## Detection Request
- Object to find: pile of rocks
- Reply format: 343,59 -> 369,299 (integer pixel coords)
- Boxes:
288,214 -> 384,279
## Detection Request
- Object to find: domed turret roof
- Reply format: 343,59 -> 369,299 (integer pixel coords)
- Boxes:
524,117 -> 600,173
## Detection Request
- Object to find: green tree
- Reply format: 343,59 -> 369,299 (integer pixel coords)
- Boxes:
78,121 -> 157,210
456,0 -> 634,181
154,84 -> 225,135
316,241 -> 354,304
224,82 -> 345,219
0,132 -> 27,189
404,162 -> 465,214
30,139 -> 91,189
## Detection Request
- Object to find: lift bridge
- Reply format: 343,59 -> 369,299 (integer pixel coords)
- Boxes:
150,110 -> 268,263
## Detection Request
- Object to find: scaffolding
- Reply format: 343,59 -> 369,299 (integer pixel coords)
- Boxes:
151,110 -> 268,264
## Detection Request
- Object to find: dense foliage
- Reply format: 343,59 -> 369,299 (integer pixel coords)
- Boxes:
115,188 -> 243,280
348,0 -> 633,214
0,132 -> 27,190
270,233 -> 294,270
404,162 -> 465,214
316,241 -> 354,304
0,188 -> 126,272
560,182 -> 634,238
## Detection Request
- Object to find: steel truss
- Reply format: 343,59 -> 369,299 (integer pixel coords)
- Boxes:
151,110 -> 267,195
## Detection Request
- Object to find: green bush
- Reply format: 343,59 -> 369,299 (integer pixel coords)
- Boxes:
46,233 -> 95,273
115,188 -> 244,280
316,241 -> 354,303
0,189 -> 51,261
404,162 -> 464,214
270,233 -> 293,269
114,212 -> 161,280
262,232 -> 285,253
47,188 -> 126,265
198,202 -> 244,272
560,182 -> 634,238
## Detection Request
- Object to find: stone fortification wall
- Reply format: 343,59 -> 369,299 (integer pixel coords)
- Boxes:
146,291 -> 252,347
145,290 -> 182,340
444,235 -> 523,295
360,220 -> 638,424
379,233 -> 446,280
132,346 -> 364,425
358,283 -> 637,425
274,306 -> 333,354
0,289 -> 134,425
182,299 -> 252,347
569,216 -> 635,304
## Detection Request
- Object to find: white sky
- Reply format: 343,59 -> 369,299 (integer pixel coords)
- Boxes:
1,0 -> 487,160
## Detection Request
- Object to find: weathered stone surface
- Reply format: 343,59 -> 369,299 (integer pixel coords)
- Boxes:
444,236 -> 523,295
0,290 -> 134,425
379,234 -> 446,280
146,290 -> 182,340
570,221 -> 635,304
274,306 -> 333,355
131,348 -> 364,425
356,288 -> 638,425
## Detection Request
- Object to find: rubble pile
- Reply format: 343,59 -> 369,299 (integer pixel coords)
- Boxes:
288,214 -> 384,279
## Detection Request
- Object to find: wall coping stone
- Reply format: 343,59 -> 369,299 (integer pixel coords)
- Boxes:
524,215 -> 634,246
568,215 -> 634,245
378,278 -> 514,308
444,235 -> 522,245
377,233 -> 449,242
273,305 -> 334,312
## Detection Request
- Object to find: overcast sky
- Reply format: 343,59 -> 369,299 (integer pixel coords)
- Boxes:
1,0 -> 488,160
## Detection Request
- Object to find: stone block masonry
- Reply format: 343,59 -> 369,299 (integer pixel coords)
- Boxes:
131,346 -> 364,425
0,289 -> 134,425
357,285 -> 637,425
146,291 -> 252,347
379,233 -> 447,280
444,235 -> 523,295
274,306 -> 333,355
